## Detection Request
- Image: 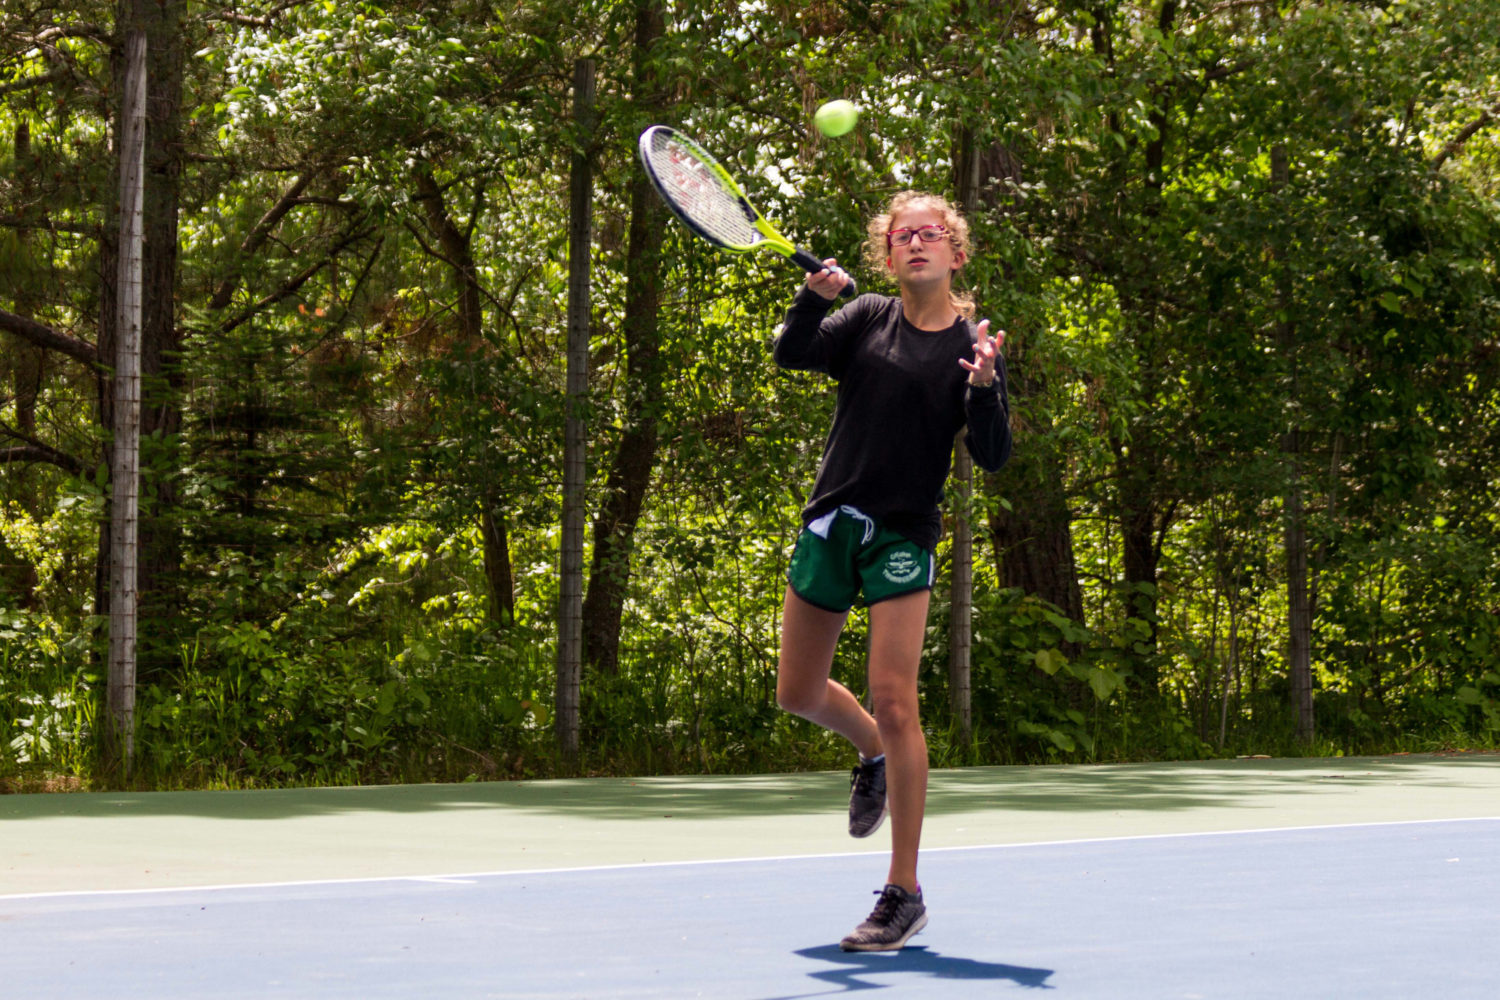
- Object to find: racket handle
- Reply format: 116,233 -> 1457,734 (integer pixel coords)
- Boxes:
791,248 -> 857,298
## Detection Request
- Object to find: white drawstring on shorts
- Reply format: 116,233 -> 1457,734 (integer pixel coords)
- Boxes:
807,505 -> 877,544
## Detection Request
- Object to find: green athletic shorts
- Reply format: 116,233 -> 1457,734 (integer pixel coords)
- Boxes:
787,506 -> 935,613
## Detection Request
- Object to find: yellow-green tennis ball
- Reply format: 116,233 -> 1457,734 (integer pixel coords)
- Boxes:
814,100 -> 859,138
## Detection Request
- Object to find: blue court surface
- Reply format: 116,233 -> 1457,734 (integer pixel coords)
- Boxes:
4,758 -> 1499,998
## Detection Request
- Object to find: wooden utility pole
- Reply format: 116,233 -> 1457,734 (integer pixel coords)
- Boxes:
946,128 -> 982,746
948,431 -> 975,745
106,29 -> 147,778
556,57 -> 596,768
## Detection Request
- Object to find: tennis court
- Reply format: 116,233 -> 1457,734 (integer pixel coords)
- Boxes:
5,755 -> 1498,998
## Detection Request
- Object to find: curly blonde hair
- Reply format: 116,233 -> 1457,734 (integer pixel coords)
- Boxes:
861,191 -> 975,319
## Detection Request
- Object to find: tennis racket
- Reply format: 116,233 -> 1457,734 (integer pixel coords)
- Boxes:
638,125 -> 855,298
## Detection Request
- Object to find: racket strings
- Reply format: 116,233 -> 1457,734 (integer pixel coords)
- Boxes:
643,134 -> 760,248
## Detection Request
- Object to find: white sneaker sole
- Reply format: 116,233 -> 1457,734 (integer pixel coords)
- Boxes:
839,911 -> 928,952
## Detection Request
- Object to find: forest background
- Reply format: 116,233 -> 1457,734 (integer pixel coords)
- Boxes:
3,0 -> 1499,790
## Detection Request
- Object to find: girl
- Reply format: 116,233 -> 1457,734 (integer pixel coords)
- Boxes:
772,191 -> 1011,951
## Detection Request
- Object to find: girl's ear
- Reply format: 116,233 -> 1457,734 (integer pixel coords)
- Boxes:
951,249 -> 967,271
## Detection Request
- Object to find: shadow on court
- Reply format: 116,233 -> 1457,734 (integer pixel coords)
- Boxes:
922,757 -> 1457,816
1,754 -> 1495,824
756,944 -> 1053,997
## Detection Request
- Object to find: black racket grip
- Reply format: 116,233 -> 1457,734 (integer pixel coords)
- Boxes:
791,248 -> 856,298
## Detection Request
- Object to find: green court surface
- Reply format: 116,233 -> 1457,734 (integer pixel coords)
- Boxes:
4,753 -> 1497,898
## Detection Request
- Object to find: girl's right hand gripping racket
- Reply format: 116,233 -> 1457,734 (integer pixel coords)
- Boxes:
638,125 -> 855,298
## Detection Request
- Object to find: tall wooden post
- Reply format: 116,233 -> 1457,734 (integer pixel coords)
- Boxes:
948,431 -> 974,745
556,57 -> 596,768
106,29 -> 147,778
947,129 -> 981,746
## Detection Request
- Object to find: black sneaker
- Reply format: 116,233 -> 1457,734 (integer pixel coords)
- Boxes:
840,883 -> 928,951
848,756 -> 887,838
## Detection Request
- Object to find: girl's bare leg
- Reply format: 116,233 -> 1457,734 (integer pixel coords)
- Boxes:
865,590 -> 931,893
775,586 -> 882,760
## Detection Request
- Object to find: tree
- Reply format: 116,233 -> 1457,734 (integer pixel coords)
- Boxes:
97,0 -> 188,684
582,0 -> 667,679
557,57 -> 596,766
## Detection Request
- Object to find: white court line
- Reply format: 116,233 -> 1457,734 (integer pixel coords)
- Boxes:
3,814 -> 1496,904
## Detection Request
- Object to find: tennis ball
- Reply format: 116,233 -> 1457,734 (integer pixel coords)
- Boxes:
813,99 -> 859,138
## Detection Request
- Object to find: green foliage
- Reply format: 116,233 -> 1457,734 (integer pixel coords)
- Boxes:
923,587 -> 1210,764
0,610 -> 96,778
128,614 -> 561,786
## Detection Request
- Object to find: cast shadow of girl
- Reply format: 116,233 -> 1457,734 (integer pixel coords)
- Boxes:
758,943 -> 1053,997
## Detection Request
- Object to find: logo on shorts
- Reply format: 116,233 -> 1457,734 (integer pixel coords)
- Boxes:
882,550 -> 924,584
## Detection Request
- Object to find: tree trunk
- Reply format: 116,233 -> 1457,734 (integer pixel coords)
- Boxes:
557,57 -> 596,766
481,506 -> 515,625
1112,437 -> 1170,696
97,0 -> 186,687
5,122 -> 43,608
580,183 -> 662,675
958,135 -> 1086,629
1284,472 -> 1314,741
1272,142 -> 1315,743
991,486 -> 1083,621
410,165 -> 516,627
989,439 -> 1084,627
581,1 -> 665,678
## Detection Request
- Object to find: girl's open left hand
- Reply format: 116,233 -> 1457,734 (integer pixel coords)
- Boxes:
960,319 -> 1005,385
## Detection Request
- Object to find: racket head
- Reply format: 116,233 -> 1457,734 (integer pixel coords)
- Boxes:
638,126 -> 793,256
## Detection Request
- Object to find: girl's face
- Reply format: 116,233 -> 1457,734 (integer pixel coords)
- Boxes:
884,205 -> 965,288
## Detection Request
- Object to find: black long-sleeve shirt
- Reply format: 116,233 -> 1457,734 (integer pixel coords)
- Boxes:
773,289 -> 1012,551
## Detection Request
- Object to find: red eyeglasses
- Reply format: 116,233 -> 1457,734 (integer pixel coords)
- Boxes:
886,225 -> 948,247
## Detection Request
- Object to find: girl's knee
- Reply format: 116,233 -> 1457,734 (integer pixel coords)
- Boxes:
870,693 -> 920,733
776,680 -> 824,717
